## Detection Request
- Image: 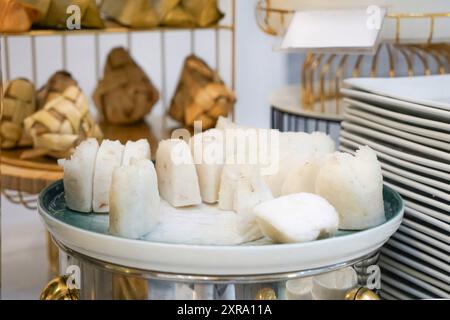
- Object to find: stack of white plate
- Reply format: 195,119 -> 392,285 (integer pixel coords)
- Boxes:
339,75 -> 450,300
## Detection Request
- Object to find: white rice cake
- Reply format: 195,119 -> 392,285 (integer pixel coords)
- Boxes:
59,138 -> 99,213
255,193 -> 339,244
92,140 -> 124,212
109,159 -> 160,239
156,139 -> 201,207
121,139 -> 151,166
190,129 -> 224,203
315,146 -> 385,230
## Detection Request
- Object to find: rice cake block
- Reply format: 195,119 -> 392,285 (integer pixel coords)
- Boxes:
219,165 -> 272,213
264,131 -> 335,197
122,139 -> 151,166
93,140 -> 125,212
255,193 -> 339,244
315,146 -> 385,230
156,139 -> 201,207
190,129 -> 224,203
109,159 -> 160,239
281,157 -> 322,196
59,138 -> 99,213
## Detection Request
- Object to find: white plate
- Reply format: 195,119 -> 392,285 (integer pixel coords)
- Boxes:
404,207 -> 450,234
344,75 -> 450,111
340,131 -> 450,173
386,238 -> 448,269
343,97 -> 450,132
380,282 -> 415,300
401,218 -> 450,244
404,200 -> 450,224
344,112 -> 450,150
382,170 -> 450,202
342,122 -> 450,162
397,225 -> 449,253
379,258 -> 449,298
345,103 -> 450,141
381,247 -> 449,284
381,274 -> 434,299
339,138 -> 450,181
340,145 -> 450,193
391,233 -> 448,262
341,88 -> 450,121
384,181 -> 450,216
38,182 -> 404,276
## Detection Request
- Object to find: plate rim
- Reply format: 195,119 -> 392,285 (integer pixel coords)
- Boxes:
38,180 -> 404,275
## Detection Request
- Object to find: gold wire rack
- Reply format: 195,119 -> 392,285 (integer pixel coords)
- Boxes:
302,42 -> 450,115
255,1 -> 450,115
255,0 -> 450,44
1,0 -> 236,209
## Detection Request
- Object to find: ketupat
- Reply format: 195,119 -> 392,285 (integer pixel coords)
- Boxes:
169,55 -> 235,130
93,47 -> 159,125
22,85 -> 103,159
1,78 -> 37,148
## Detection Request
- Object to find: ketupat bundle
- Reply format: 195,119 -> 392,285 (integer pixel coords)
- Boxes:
37,70 -> 78,108
15,0 -> 104,29
182,0 -> 223,27
93,47 -> 159,125
169,55 -> 235,130
101,0 -> 158,28
0,0 -> 41,32
1,78 -> 37,148
22,85 -> 103,159
100,0 -> 223,28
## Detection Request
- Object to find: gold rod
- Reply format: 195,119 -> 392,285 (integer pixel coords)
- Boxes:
127,31 -> 132,53
215,27 -> 220,72
31,36 -> 37,84
427,16 -> 435,44
1,25 -> 234,37
4,37 -> 10,82
160,30 -> 167,133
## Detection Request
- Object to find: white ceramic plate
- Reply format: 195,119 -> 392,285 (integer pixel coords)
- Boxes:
344,75 -> 450,111
345,103 -> 450,141
381,274 -> 433,299
381,247 -> 449,284
383,181 -> 450,215
344,112 -> 450,150
38,181 -> 404,276
390,233 -> 448,262
380,282 -> 415,300
397,225 -> 449,253
386,238 -> 448,269
379,258 -> 449,298
340,131 -> 450,173
342,122 -> 450,162
339,138 -> 450,181
343,97 -> 450,132
404,200 -> 450,224
382,170 -> 450,202
401,218 -> 449,244
403,207 -> 450,234
341,145 -> 449,192
341,88 -> 450,121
